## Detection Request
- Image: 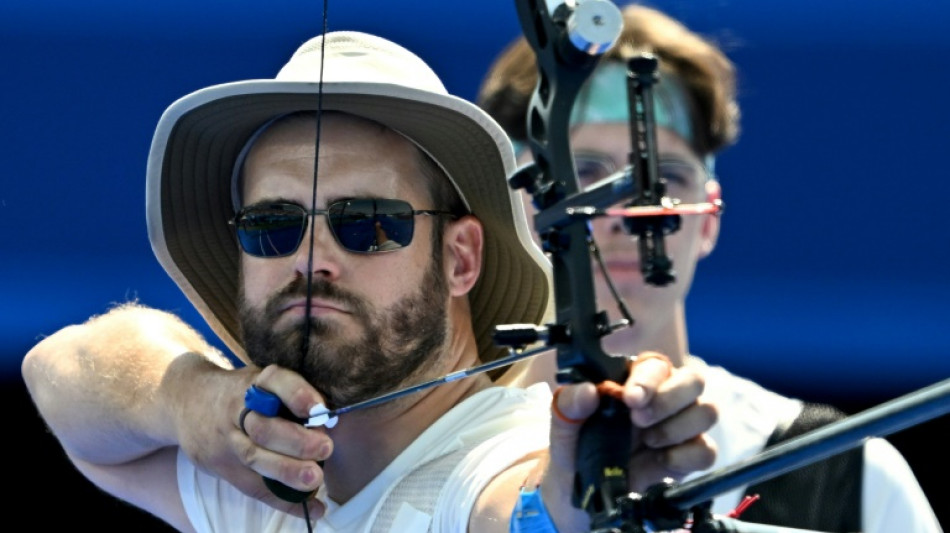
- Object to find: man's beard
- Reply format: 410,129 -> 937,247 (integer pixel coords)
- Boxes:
238,259 -> 448,409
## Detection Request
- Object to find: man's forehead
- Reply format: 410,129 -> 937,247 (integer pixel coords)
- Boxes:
254,112 -> 396,148
242,116 -> 422,204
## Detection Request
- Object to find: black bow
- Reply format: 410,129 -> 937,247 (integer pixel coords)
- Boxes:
505,1 -> 682,530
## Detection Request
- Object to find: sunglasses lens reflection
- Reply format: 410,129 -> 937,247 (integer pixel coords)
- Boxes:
236,199 -> 417,256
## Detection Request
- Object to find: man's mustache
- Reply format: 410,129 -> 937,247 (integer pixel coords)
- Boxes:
264,276 -> 368,319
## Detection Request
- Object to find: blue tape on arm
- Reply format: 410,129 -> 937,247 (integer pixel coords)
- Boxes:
244,385 -> 282,416
510,486 -> 559,533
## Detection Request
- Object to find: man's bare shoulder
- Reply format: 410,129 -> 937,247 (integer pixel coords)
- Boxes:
469,451 -> 545,533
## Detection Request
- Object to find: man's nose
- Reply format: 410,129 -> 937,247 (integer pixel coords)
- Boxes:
293,215 -> 343,278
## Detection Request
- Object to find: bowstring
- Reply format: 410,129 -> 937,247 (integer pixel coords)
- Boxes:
300,0 -> 329,529
303,0 -> 328,364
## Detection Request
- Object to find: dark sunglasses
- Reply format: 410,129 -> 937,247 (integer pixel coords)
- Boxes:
230,198 -> 456,257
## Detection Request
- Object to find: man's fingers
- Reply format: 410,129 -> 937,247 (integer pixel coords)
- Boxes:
640,401 -> 718,448
239,409 -> 333,462
629,363 -> 705,428
234,427 -> 325,493
253,365 -> 326,419
548,383 -> 599,470
627,434 -> 718,493
624,351 -> 673,407
665,433 -> 717,474
235,376 -> 332,496
552,382 -> 600,425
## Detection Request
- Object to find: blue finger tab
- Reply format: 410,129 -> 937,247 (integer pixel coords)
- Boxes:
245,385 -> 282,416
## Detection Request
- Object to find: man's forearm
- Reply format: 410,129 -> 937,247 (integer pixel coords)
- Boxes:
21,302 -> 231,465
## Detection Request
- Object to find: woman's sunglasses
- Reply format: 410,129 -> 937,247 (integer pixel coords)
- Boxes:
230,198 -> 456,257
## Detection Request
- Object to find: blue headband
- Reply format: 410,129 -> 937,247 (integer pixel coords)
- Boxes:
572,62 -> 715,175
513,62 -> 716,175
571,62 -> 694,146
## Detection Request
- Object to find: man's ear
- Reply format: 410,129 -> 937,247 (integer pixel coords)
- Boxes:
444,215 -> 483,296
698,179 -> 722,259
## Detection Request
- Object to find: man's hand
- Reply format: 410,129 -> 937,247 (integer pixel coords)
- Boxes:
621,351 -> 718,491
170,360 -> 333,518
543,351 -> 717,531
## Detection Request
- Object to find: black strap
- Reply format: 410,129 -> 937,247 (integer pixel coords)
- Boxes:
739,403 -> 863,532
